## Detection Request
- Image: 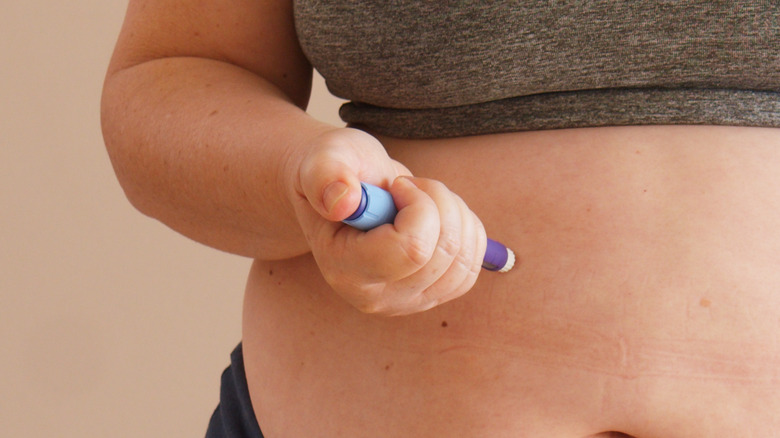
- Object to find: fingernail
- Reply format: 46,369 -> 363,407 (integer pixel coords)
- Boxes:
323,181 -> 349,213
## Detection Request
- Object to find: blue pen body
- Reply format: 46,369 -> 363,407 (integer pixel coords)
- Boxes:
342,183 -> 398,231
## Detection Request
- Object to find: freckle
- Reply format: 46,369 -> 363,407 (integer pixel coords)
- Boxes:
282,73 -> 288,79
441,321 -> 448,328
209,110 -> 219,116
269,269 -> 274,276
700,298 -> 711,308
384,363 -> 393,371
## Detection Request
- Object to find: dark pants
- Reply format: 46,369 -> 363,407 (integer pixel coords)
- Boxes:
206,344 -> 264,438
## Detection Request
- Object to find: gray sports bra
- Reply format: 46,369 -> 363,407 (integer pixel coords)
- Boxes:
293,1 -> 780,138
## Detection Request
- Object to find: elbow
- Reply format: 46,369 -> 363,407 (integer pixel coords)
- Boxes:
103,150 -> 161,221
100,93 -> 158,219
100,72 -> 163,218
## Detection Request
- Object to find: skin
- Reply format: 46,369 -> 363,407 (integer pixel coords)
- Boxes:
242,126 -> 780,437
101,0 -> 483,316
102,1 -> 780,436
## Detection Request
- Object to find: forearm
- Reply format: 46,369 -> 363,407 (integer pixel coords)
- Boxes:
101,56 -> 333,260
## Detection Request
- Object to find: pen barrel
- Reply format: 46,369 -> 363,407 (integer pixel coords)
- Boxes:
343,182 -> 515,273
342,183 -> 398,231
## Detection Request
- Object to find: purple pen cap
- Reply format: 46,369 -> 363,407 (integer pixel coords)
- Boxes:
481,238 -> 516,273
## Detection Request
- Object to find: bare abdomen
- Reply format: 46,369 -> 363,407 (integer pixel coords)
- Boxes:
243,125 -> 780,437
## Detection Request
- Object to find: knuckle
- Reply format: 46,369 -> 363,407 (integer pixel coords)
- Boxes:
467,248 -> 483,276
436,227 -> 462,259
399,234 -> 436,267
463,265 -> 481,290
454,258 -> 481,296
454,250 -> 478,277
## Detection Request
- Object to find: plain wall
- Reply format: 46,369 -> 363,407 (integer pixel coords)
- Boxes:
1,2 -> 344,436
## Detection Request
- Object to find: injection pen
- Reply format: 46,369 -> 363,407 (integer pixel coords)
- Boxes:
342,182 -> 515,273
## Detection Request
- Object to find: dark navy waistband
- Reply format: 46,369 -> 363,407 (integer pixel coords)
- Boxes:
206,344 -> 264,438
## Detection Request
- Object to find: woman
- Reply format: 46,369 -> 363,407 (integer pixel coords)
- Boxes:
101,1 -> 780,436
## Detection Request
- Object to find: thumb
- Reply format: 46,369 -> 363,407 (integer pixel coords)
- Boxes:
297,150 -> 363,222
294,128 -> 407,222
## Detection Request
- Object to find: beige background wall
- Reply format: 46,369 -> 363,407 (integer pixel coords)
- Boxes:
1,2 -> 344,436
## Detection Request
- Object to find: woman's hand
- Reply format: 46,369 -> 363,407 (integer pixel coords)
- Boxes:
288,128 -> 487,316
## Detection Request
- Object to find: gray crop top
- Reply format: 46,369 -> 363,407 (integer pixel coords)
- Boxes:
293,1 -> 780,138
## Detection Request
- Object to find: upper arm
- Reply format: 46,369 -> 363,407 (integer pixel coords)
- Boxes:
107,0 -> 312,108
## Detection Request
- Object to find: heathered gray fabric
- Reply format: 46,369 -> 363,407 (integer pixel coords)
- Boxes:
293,1 -> 780,139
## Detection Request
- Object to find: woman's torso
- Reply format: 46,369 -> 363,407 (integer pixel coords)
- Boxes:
243,125 -> 780,437
246,1 -> 779,435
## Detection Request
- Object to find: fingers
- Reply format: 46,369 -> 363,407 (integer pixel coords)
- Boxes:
322,176 -> 486,316
444,192 -> 488,299
383,177 -> 487,315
